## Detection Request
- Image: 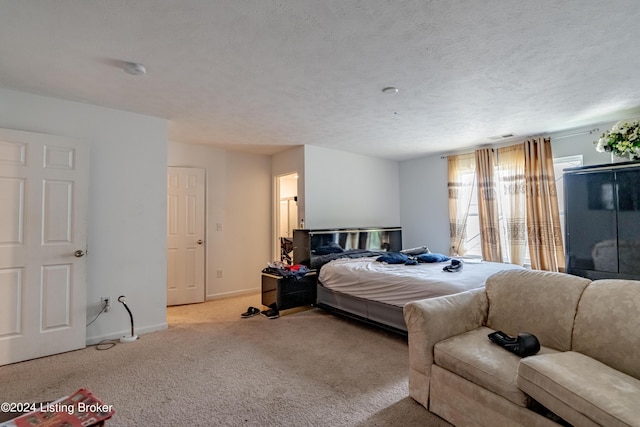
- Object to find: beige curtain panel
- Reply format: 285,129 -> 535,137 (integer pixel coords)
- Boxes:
524,138 -> 565,272
474,148 -> 502,262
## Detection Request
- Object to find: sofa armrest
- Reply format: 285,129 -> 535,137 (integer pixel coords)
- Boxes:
403,288 -> 488,408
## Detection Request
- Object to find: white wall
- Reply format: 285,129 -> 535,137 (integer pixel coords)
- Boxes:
303,145 -> 401,229
0,88 -> 168,344
398,121 -> 630,254
168,142 -> 272,299
552,121 -> 618,166
399,154 -> 450,253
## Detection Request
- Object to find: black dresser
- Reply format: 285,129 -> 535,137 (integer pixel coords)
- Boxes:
261,271 -> 317,310
564,161 -> 640,280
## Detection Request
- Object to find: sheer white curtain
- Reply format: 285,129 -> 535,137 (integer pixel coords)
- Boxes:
448,153 -> 476,256
496,144 -> 528,265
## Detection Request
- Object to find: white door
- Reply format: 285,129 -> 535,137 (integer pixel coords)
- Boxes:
0,128 -> 88,366
167,167 -> 206,306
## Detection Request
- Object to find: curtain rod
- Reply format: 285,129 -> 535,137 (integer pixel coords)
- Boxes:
440,127 -> 601,158
552,127 -> 600,140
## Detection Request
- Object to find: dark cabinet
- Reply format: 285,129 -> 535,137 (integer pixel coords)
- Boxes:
261,272 -> 317,310
615,169 -> 640,277
564,162 -> 640,280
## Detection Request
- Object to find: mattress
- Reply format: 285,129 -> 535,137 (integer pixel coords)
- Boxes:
318,256 -> 524,307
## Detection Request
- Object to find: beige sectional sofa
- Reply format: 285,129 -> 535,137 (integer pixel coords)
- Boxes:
403,269 -> 640,427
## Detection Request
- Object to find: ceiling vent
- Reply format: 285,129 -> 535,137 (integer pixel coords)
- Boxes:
487,133 -> 515,140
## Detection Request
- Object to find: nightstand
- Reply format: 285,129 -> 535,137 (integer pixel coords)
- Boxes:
261,271 -> 317,310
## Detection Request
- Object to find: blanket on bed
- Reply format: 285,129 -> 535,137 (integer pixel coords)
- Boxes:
318,257 -> 524,307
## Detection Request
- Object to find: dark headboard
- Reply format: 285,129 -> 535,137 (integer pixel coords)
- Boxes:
292,227 -> 402,269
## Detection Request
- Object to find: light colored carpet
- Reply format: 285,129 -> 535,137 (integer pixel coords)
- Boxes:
0,294 -> 450,426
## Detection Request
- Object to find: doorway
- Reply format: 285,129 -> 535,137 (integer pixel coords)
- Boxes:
275,173 -> 298,264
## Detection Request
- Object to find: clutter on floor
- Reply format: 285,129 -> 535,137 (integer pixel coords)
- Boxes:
260,303 -> 280,319
240,306 -> 260,318
0,388 -> 114,427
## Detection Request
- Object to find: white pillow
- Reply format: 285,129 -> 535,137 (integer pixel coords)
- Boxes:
400,245 -> 430,255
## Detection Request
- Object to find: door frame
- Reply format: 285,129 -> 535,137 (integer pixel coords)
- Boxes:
273,172 -> 298,263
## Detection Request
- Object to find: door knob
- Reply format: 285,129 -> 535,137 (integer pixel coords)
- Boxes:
74,250 -> 85,257
197,240 -> 204,245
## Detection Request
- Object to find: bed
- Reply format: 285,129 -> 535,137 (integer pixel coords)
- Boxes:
292,227 -> 524,335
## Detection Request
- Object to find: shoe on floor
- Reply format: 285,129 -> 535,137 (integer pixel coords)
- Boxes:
261,308 -> 280,319
241,306 -> 260,318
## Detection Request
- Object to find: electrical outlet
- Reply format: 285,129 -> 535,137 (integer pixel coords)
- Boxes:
217,269 -> 223,278
101,297 -> 111,312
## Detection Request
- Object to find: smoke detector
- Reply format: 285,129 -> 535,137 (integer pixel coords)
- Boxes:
122,62 -> 147,76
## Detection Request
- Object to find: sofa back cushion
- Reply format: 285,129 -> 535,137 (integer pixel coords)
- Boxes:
485,270 -> 591,351
572,280 -> 640,379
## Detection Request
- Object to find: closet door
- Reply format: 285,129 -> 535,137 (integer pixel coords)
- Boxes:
167,167 -> 206,306
564,171 -> 618,274
615,168 -> 640,275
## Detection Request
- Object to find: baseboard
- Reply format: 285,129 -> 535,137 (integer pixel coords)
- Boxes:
206,288 -> 260,301
85,322 -> 168,346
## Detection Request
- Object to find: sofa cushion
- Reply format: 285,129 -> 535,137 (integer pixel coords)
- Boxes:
573,280 -> 640,380
485,270 -> 591,351
434,326 -> 559,407
518,351 -> 640,427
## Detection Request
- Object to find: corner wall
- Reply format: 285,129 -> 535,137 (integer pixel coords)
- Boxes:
400,154 -> 449,253
303,145 -> 401,229
0,88 -> 168,344
552,121 -> 617,166
168,142 -> 272,299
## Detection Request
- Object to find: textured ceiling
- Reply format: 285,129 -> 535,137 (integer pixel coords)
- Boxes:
1,0 -> 640,161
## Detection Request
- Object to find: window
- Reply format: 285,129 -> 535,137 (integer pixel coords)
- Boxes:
463,174 -> 482,257
457,153 -> 582,263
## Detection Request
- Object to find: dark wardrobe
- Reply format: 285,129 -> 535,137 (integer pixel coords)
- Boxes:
564,161 -> 640,280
